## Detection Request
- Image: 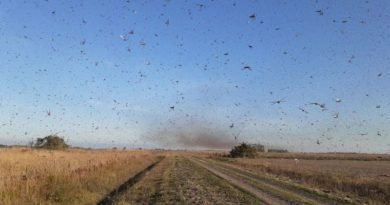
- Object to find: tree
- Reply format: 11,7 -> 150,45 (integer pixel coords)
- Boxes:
34,135 -> 69,150
229,143 -> 257,158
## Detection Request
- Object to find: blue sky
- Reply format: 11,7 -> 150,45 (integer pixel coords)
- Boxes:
0,0 -> 389,153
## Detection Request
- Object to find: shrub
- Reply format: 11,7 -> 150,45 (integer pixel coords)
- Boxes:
229,143 -> 257,158
34,135 -> 69,150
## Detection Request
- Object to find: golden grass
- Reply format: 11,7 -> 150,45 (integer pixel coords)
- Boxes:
0,148 -> 162,205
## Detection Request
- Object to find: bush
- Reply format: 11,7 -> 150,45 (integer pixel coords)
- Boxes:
229,143 -> 257,158
34,135 -> 69,150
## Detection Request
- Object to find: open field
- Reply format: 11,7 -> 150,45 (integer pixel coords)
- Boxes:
211,154 -> 390,204
0,148 -> 162,205
0,148 -> 389,204
254,152 -> 390,161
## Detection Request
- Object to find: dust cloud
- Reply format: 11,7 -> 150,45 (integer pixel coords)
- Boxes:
148,121 -> 237,149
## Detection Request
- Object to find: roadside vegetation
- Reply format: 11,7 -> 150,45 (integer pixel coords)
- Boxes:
0,148 -> 161,205
229,143 -> 257,158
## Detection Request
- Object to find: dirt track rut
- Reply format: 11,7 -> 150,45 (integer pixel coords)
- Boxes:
97,157 -> 164,205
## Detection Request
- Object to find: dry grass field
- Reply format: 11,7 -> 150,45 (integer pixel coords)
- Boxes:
1,148 -> 389,205
212,153 -> 390,204
0,148 -> 162,205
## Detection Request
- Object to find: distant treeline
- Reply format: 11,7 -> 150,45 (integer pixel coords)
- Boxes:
268,149 -> 288,153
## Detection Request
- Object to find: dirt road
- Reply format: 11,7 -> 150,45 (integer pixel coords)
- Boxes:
114,156 -> 263,204
190,157 -> 353,205
110,156 -> 353,205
